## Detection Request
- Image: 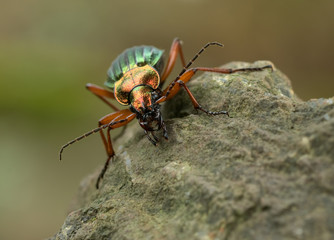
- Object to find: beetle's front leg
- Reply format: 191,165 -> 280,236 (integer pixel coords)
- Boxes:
144,130 -> 159,146
96,109 -> 136,189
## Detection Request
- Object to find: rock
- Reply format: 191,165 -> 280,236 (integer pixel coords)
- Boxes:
50,61 -> 334,240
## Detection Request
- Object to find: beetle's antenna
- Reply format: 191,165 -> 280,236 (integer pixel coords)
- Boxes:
163,42 -> 224,99
59,124 -> 108,161
178,42 -> 224,79
59,119 -> 125,161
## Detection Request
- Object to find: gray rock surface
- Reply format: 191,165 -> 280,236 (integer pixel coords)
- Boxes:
51,61 -> 334,240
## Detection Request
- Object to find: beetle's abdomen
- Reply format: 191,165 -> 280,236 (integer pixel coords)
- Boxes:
105,46 -> 164,90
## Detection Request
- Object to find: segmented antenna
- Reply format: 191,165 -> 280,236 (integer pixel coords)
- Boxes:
182,42 -> 224,74
165,42 -> 224,98
59,119 -> 125,161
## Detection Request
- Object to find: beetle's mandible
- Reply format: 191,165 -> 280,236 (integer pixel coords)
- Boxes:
59,38 -> 272,189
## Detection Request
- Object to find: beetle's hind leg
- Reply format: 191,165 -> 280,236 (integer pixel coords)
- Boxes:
86,83 -> 120,111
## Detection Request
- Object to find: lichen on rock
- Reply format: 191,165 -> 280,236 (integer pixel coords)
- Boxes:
51,61 -> 334,240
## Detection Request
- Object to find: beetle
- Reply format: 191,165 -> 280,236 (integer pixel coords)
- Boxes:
59,38 -> 272,188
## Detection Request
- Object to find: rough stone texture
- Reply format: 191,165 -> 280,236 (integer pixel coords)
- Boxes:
51,61 -> 334,240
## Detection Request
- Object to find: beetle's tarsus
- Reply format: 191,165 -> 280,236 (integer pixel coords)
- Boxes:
194,107 -> 200,114
145,131 -> 158,146
267,65 -> 274,72
95,155 -> 113,189
195,105 -> 229,117
151,132 -> 159,142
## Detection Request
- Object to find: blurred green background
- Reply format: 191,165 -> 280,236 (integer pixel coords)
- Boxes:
0,0 -> 333,239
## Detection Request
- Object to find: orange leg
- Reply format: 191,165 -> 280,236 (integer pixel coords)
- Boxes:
86,83 -> 120,111
161,38 -> 186,83
59,109 -> 136,188
157,65 -> 272,115
157,41 -> 224,104
96,109 -> 136,188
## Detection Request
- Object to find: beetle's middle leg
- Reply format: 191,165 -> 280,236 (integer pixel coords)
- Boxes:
96,109 -> 136,188
86,83 -> 120,111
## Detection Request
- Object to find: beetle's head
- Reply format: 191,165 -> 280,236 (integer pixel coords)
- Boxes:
129,85 -> 163,131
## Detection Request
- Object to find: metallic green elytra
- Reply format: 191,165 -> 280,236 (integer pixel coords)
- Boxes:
105,46 -> 165,90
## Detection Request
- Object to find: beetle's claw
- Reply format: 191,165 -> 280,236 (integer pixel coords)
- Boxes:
163,132 -> 169,140
194,107 -> 200,114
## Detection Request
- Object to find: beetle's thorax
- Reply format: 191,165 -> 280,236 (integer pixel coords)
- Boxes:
129,85 -> 163,132
113,64 -> 163,132
114,65 -> 160,106
129,85 -> 155,114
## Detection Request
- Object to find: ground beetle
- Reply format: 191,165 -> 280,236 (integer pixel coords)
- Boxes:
60,38 -> 272,188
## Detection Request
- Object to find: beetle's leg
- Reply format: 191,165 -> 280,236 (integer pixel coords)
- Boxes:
145,130 -> 158,145
176,79 -> 229,116
151,131 -> 159,142
96,109 -> 136,188
59,109 -> 135,188
158,40 -> 270,104
161,41 -> 224,84
161,38 -> 187,83
161,117 -> 169,140
157,65 -> 271,114
112,124 -> 128,141
59,109 -> 135,162
86,83 -> 120,111
159,66 -> 272,102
